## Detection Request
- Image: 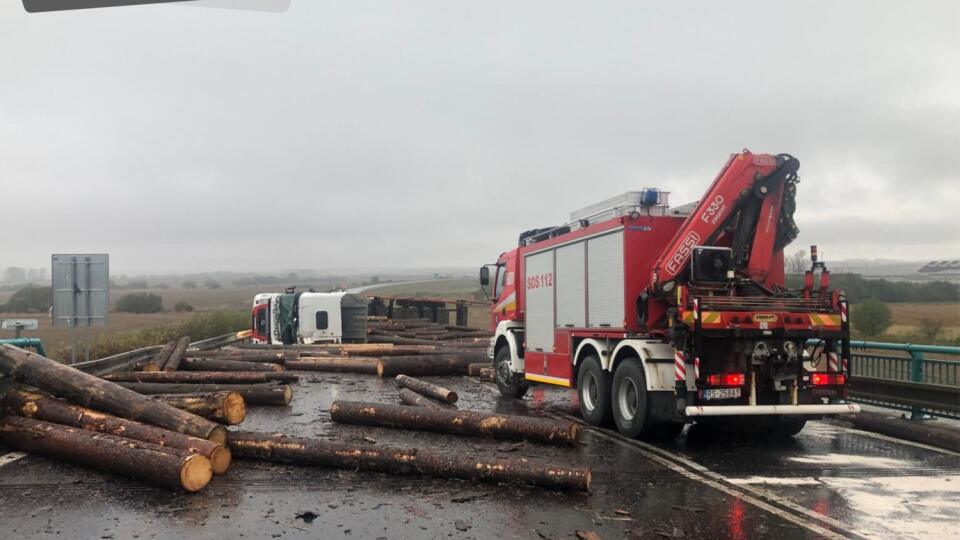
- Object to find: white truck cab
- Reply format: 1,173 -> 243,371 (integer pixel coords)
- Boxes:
251,290 -> 367,345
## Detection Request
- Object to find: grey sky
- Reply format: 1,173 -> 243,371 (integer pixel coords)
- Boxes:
1,1 -> 957,274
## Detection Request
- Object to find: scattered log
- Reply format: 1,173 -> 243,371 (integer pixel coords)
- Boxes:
376,355 -> 485,377
151,392 -> 247,425
116,382 -> 293,406
184,350 -> 292,363
395,375 -> 458,403
162,336 -> 192,372
330,401 -> 581,446
0,416 -> 213,492
398,388 -> 455,410
328,346 -> 437,357
102,371 -> 298,384
436,331 -> 493,340
3,390 -> 231,475
285,357 -> 378,374
0,344 -> 226,443
227,430 -> 590,491
367,334 -> 445,346
467,363 -> 489,376
143,341 -> 177,372
181,358 -> 283,373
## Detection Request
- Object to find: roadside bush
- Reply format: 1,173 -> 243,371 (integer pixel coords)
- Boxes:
917,317 -> 944,342
0,285 -> 52,313
51,310 -> 248,361
204,279 -> 222,290
852,299 -> 892,337
115,292 -> 164,314
181,280 -> 197,289
174,301 -> 194,313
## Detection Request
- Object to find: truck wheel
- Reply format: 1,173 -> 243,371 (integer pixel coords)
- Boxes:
765,418 -> 807,439
611,358 -> 656,439
494,346 -> 528,399
577,356 -> 612,427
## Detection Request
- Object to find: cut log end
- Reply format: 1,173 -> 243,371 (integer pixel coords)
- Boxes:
180,454 -> 213,492
376,360 -> 385,377
224,392 -> 247,425
281,385 -> 293,405
209,445 -> 232,475
208,425 -> 228,444
142,363 -> 161,373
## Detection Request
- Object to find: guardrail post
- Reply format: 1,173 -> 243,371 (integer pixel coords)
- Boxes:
908,347 -> 927,420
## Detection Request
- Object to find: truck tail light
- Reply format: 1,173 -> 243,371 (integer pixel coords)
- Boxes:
810,373 -> 846,386
707,373 -> 745,387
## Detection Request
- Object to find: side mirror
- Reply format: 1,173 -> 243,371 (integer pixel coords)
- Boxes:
479,266 -> 490,286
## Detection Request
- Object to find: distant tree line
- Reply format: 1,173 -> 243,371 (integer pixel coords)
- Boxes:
785,273 -> 958,303
232,273 -> 298,287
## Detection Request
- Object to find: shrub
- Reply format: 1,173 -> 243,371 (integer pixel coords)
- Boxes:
204,279 -> 222,290
917,318 -> 944,342
852,299 -> 892,337
115,292 -> 164,314
174,301 -> 194,313
0,285 -> 52,313
181,280 -> 198,289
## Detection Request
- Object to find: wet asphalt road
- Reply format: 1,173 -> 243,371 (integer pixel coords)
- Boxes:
1,372 -> 958,539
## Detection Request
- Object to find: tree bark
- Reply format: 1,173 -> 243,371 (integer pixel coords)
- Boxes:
3,390 -> 231,475
143,341 -> 177,372
435,331 -> 493,340
398,388 -> 455,410
227,430 -> 590,491
116,382 -> 293,406
150,392 -> 246,426
329,401 -> 581,446
0,416 -> 213,492
0,344 -> 226,443
162,336 -> 192,371
395,375 -> 458,403
102,371 -> 298,384
376,355 -> 485,377
285,357 -> 378,374
181,357 -> 284,373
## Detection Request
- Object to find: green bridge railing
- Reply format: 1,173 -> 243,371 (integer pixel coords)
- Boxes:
808,340 -> 960,420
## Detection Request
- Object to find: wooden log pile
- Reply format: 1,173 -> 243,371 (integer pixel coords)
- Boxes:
0,344 -> 232,491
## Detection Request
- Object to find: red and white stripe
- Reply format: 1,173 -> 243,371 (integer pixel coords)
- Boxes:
840,303 -> 848,323
692,299 -> 700,320
694,356 -> 701,381
828,352 -> 839,372
674,351 -> 686,381
842,357 -> 849,373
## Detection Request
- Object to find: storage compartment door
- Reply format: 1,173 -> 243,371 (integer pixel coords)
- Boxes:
524,250 -> 555,351
587,231 -> 625,327
555,241 -> 585,328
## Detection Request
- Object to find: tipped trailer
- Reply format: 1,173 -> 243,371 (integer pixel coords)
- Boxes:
480,150 -> 859,439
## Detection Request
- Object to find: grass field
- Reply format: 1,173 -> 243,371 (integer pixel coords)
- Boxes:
881,302 -> 960,342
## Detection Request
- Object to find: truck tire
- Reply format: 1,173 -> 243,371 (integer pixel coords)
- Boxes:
494,346 -> 529,399
577,356 -> 612,427
765,418 -> 807,439
611,358 -> 659,439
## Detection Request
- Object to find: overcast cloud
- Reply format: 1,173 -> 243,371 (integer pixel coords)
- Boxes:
1,1 -> 957,274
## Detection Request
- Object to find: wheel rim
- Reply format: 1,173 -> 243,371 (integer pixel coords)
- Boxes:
496,357 -> 512,385
618,377 -> 639,421
581,372 -> 598,411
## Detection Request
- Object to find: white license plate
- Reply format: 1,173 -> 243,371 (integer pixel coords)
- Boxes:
703,388 -> 741,400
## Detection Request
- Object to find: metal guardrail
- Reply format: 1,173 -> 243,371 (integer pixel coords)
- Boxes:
68,330 -> 252,376
808,339 -> 960,420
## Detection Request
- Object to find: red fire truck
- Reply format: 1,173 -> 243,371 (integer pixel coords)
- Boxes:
480,150 -> 859,439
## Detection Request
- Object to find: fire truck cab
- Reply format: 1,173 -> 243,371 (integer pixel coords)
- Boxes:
480,151 -> 859,440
